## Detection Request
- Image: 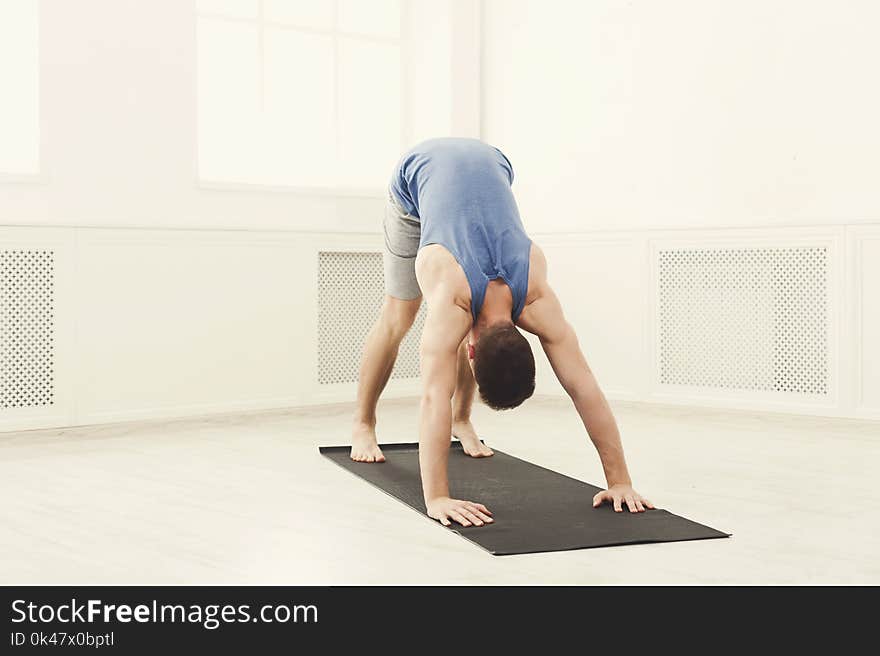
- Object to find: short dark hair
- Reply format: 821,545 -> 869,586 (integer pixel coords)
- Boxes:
472,324 -> 536,410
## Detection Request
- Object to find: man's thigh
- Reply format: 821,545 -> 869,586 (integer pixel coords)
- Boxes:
382,192 -> 422,301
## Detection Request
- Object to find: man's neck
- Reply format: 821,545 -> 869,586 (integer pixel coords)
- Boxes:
472,280 -> 514,339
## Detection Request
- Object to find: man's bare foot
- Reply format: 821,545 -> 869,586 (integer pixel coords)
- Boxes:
452,420 -> 494,458
350,423 -> 386,463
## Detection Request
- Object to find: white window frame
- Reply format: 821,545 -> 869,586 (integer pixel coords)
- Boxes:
0,0 -> 42,183
194,0 -> 407,198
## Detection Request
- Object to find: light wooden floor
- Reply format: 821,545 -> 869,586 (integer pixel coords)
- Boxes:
1,397 -> 878,584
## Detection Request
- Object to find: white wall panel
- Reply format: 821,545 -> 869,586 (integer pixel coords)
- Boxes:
0,227 -> 76,431
303,234 -> 421,406
75,230 -> 316,423
0,226 -> 423,431
0,222 -> 876,432
854,229 -> 880,416
646,228 -> 843,414
536,238 -> 647,400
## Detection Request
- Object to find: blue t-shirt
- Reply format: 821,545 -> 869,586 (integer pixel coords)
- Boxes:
389,138 -> 532,322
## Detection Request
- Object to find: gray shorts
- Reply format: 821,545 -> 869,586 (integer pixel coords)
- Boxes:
382,190 -> 422,300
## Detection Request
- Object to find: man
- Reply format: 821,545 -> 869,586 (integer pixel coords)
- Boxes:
351,137 -> 653,527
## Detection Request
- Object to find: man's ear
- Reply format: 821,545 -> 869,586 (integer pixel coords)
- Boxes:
467,343 -> 475,360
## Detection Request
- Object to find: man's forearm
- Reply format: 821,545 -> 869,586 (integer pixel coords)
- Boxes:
542,327 -> 633,487
419,395 -> 452,502
571,389 -> 631,486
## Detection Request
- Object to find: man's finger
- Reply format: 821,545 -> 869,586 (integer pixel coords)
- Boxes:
644,498 -> 655,509
635,498 -> 645,512
466,505 -> 493,523
440,515 -> 451,526
448,510 -> 471,527
593,491 -> 608,507
613,496 -> 623,512
472,503 -> 492,515
461,509 -> 483,526
625,495 -> 637,513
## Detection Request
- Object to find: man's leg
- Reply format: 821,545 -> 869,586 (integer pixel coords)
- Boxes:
350,294 -> 422,462
452,339 -> 494,458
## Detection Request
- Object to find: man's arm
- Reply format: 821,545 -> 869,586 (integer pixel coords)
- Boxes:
418,295 -> 494,527
518,259 -> 653,512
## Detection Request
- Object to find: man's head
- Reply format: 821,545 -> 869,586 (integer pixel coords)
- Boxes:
470,323 -> 535,410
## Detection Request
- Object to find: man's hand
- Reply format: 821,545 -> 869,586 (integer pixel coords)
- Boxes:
427,497 -> 494,527
592,484 -> 655,513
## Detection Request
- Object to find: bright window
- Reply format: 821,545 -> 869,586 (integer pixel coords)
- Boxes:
196,0 -> 402,191
0,0 -> 40,176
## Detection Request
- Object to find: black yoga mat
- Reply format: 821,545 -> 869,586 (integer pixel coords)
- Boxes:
320,442 -> 730,555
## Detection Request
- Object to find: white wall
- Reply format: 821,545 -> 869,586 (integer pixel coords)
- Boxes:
482,0 -> 880,419
483,0 -> 880,233
0,0 -> 481,432
4,0 -> 879,432
1,0 -> 478,233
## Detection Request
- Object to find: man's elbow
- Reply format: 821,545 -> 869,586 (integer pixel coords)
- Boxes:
562,367 -> 597,405
563,381 -> 589,405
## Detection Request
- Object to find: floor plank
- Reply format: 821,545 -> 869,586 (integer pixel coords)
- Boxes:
1,397 -> 877,584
